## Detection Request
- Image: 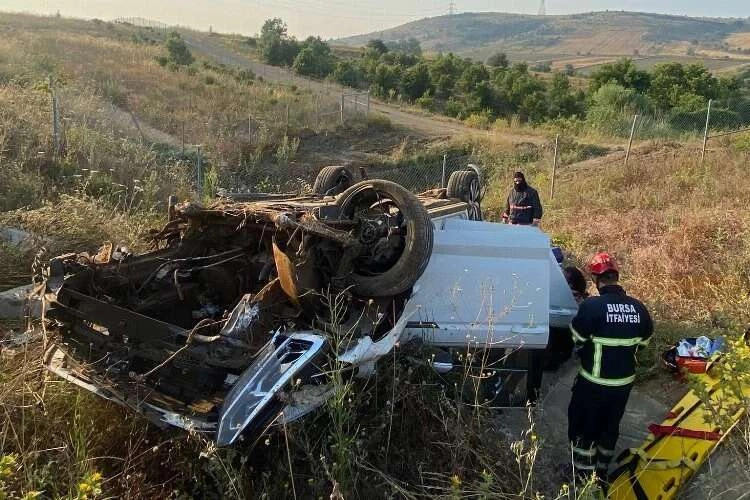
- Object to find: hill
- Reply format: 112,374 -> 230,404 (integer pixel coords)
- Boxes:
338,11 -> 750,70
2,12 -> 750,500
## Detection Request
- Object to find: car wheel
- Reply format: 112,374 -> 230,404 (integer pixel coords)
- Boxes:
313,166 -> 354,196
447,170 -> 482,221
335,179 -> 433,297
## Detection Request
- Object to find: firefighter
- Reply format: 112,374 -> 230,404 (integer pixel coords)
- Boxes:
502,171 -> 543,226
567,252 -> 653,483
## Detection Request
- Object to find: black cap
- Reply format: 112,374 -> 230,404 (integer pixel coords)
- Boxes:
514,171 -> 525,180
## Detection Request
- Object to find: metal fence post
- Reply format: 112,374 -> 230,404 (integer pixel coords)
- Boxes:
315,95 -> 319,130
52,94 -> 60,158
340,92 -> 344,126
624,114 -> 638,169
701,99 -> 713,165
196,145 -> 203,198
285,103 -> 290,136
441,154 -> 447,188
550,134 -> 559,200
49,76 -> 59,158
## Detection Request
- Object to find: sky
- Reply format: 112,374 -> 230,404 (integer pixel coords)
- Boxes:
0,0 -> 747,39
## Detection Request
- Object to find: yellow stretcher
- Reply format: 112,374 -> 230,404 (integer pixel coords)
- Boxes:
608,359 -> 750,500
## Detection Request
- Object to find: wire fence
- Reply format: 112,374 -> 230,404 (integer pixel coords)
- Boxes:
43,57 -> 750,203
365,154 -> 483,193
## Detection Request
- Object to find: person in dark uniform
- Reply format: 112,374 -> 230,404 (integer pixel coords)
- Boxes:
564,266 -> 589,304
567,252 -> 653,483
502,172 -> 543,226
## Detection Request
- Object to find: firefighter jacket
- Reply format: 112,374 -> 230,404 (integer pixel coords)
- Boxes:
570,285 -> 653,387
503,186 -> 543,225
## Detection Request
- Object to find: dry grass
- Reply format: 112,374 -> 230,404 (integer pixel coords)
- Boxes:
0,27 -> 333,149
726,32 -> 750,51
484,141 -> 750,332
1,12 -> 748,500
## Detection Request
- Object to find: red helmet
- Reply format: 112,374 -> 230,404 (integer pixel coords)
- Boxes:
588,252 -> 619,275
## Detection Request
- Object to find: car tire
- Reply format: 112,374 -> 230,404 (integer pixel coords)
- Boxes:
446,170 -> 482,221
335,179 -> 433,297
313,166 -> 354,196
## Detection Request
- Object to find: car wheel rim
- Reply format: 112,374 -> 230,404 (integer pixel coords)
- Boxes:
342,188 -> 407,276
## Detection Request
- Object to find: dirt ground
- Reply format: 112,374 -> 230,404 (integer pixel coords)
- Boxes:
495,359 -> 748,498
180,32 -> 547,144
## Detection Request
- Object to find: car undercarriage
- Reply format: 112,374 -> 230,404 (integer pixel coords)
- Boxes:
42,179 -> 438,444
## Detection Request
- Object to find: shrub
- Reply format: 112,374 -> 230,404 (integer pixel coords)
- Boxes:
732,132 -> 750,152
164,32 -> 193,66
445,97 -> 465,118
464,110 -> 494,129
366,113 -> 392,130
585,83 -> 654,136
235,69 -> 255,84
531,61 -> 552,73
486,52 -> 509,68
275,134 -> 300,168
415,94 -> 434,111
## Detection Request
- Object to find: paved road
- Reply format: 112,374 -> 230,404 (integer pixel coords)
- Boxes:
180,32 -> 542,141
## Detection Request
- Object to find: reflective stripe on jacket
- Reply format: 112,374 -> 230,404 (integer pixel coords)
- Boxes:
570,285 -> 653,386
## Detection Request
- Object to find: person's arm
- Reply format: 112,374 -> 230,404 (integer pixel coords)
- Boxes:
532,189 -> 543,226
502,192 -> 510,223
570,302 -> 593,346
637,305 -> 654,350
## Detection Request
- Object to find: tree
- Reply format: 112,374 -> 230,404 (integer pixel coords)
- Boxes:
546,73 -> 584,118
370,63 -> 402,98
486,52 -> 509,69
259,18 -> 299,66
589,58 -> 650,94
165,32 -> 193,66
465,81 -> 501,116
495,63 -> 546,115
386,37 -> 422,56
399,62 -> 432,101
292,36 -> 334,77
332,60 -> 364,88
520,91 -> 548,124
586,83 -> 654,136
365,39 -> 389,57
456,63 -> 490,94
648,62 -> 718,110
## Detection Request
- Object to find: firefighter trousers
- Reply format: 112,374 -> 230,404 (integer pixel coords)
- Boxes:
568,376 -> 633,478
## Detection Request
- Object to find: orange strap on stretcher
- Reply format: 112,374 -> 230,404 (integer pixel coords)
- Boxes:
647,424 -> 721,441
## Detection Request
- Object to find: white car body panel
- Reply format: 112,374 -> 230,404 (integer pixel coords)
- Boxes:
403,216 -> 577,350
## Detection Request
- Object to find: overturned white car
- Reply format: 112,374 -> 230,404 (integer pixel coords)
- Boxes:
42,167 -> 577,445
